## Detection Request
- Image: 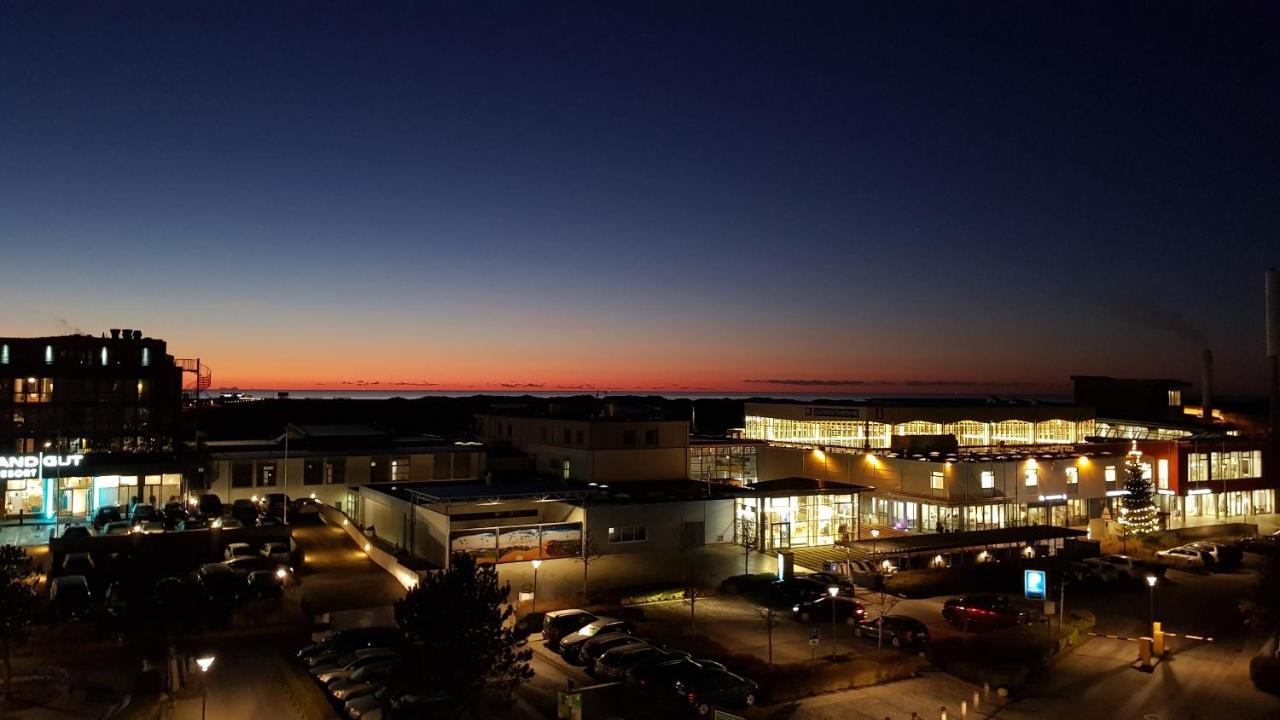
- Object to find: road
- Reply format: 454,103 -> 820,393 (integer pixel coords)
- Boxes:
292,517 -> 407,613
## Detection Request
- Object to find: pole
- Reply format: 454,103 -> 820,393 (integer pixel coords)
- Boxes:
1149,583 -> 1155,630
533,565 -> 539,613
201,685 -> 207,720
830,594 -> 838,660
282,428 -> 289,524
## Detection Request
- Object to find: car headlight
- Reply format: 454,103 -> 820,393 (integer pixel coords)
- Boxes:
792,605 -> 800,612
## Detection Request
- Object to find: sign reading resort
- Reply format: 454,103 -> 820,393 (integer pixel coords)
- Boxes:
0,454 -> 85,480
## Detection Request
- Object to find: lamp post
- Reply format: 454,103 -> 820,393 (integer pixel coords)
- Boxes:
196,655 -> 215,720
870,527 -> 880,558
531,559 -> 543,613
1145,574 -> 1157,630
828,585 -> 839,660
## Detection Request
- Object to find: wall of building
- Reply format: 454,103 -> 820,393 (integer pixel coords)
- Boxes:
584,499 -> 734,555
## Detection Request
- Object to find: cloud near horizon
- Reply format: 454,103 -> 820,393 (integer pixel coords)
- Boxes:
744,378 -> 1047,388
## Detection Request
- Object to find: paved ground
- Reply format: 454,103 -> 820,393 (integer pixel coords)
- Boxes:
292,517 -> 407,613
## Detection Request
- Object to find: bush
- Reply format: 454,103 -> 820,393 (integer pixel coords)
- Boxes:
719,573 -> 777,596
1250,654 -> 1280,696
620,587 -> 687,606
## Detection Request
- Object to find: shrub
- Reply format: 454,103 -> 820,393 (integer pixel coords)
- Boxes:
1250,654 -> 1280,696
620,587 -> 687,606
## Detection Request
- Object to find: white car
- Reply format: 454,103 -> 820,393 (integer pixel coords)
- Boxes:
260,542 -> 291,564
1156,547 -> 1207,568
1084,554 -> 1141,579
224,542 -> 256,561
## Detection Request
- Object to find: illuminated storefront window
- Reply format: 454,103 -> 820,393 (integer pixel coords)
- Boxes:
895,421 -> 942,437
736,494 -> 856,549
1034,420 -> 1076,444
744,416 -> 889,449
943,421 -> 989,446
991,420 -> 1033,445
689,445 -> 758,485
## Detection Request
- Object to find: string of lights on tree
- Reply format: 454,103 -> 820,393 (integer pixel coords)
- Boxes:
1118,441 -> 1160,537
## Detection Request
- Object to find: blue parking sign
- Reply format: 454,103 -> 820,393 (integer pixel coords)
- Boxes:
1024,569 -> 1047,600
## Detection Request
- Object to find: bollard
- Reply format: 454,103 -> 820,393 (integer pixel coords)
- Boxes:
1137,637 -> 1153,667
961,700 -> 967,717
1153,621 -> 1165,656
983,682 -> 990,700
941,705 -> 947,720
973,689 -> 980,709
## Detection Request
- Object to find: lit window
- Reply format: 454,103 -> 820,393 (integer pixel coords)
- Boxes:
562,459 -> 571,481
1141,463 -> 1153,481
1168,390 -> 1182,407
44,345 -> 53,364
980,471 -> 995,489
1157,459 -> 1169,490
1024,467 -> 1038,487
1066,467 -> 1079,484
1104,465 -> 1117,483
100,346 -> 109,366
141,347 -> 150,367
608,526 -> 647,543
930,471 -> 944,490
0,344 -> 7,364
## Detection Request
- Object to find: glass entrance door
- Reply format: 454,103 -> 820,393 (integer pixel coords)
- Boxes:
769,522 -> 791,550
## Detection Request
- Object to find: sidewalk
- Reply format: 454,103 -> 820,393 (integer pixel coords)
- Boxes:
768,670 -> 1005,720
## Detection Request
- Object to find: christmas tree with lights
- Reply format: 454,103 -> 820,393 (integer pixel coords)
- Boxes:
1119,442 -> 1159,539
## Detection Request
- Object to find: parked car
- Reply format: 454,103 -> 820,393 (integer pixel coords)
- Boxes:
292,497 -> 323,517
92,506 -> 122,531
259,493 -> 291,521
676,669 -> 758,716
314,648 -> 400,684
541,609 -> 597,649
196,493 -> 223,519
196,563 -> 243,604
1184,541 -> 1242,569
853,614 -> 930,648
1083,554 -> 1144,580
50,575 -> 92,619
792,593 -> 865,623
803,571 -> 857,590
177,517 -> 210,531
61,524 -> 92,539
560,618 -> 635,663
62,551 -> 95,575
260,542 -> 291,564
300,627 -> 403,666
162,501 -> 189,529
579,633 -> 652,666
942,594 -> 1027,628
329,659 -> 398,701
103,521 -> 132,536
224,542 -> 257,561
1238,532 -> 1280,555
770,577 -> 852,608
212,517 -> 244,529
345,684 -> 401,720
1156,546 -> 1209,569
130,503 -> 159,523
134,521 -> 166,534
1065,560 -> 1117,583
594,644 -> 685,681
625,657 -> 724,694
230,499 -> 260,526
246,570 -> 284,598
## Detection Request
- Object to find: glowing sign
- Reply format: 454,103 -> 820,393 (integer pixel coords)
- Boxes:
1024,569 -> 1047,600
0,454 -> 85,480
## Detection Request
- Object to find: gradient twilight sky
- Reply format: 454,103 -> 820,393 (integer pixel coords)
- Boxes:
2,2 -> 1277,394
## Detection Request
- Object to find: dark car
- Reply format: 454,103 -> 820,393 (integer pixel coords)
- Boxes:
579,633 -> 652,667
804,571 -> 857,590
541,609 -> 597,649
594,645 -> 686,681
560,618 -> 635,663
942,594 -> 1027,628
92,506 -> 122,531
130,503 -> 159,523
223,556 -> 281,578
177,517 -> 210,531
770,577 -> 852,608
230,499 -> 260,526
1239,532 -> 1280,555
675,669 -> 758,716
853,614 -> 930,648
50,575 -> 92,620
299,627 -> 403,665
61,524 -> 92,539
258,493 -> 291,521
196,563 -> 243,604
196,493 -> 223,519
625,657 -> 724,696
792,594 -> 865,624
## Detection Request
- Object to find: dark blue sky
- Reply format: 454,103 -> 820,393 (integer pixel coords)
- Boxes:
2,2 -> 1277,392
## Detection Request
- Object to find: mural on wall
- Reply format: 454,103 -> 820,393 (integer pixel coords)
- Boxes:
539,523 -> 582,559
449,528 -> 498,565
497,526 -> 541,563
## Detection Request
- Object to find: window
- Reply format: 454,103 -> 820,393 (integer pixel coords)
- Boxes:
1168,390 -> 1182,407
100,346 -> 108,366
980,471 -> 995,489
895,421 -> 943,436
0,344 -> 7,364
1104,465 -> 1117,484
562,459 -> 571,480
623,430 -> 636,446
608,525 -> 647,543
1066,467 -> 1079,484
992,420 -> 1034,445
563,428 -> 571,444
540,427 -> 548,442
390,457 -> 410,482
325,460 -> 346,485
930,471 -> 944,491
303,461 -> 324,486
258,463 -> 277,487
1209,450 -> 1264,480
12,378 -> 53,403
1157,459 -> 1169,490
141,347 -> 150,367
944,420 -> 989,447
44,345 -> 52,364
1024,467 -> 1038,487
231,463 -> 253,488
645,429 -> 659,446
1141,463 -> 1153,482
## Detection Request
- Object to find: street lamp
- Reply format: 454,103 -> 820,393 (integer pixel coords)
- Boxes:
827,585 -> 839,660
196,655 -> 215,720
1145,575 -> 1158,630
870,527 -> 880,559
531,559 -> 543,613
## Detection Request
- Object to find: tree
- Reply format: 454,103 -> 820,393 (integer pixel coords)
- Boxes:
756,606 -> 779,670
1118,445 -> 1159,542
683,584 -> 707,642
740,518 -> 758,575
393,553 -> 533,718
0,546 -> 40,699
575,529 -> 602,597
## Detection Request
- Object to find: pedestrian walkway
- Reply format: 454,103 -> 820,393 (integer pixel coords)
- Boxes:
0,522 -> 59,547
776,670 -> 1006,720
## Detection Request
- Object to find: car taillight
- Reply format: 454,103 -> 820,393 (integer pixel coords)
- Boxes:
687,692 -> 697,704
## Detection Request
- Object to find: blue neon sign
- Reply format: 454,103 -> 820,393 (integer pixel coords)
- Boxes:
1024,569 -> 1047,600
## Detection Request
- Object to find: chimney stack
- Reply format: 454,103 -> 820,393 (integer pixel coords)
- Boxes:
109,328 -> 120,340
1201,348 -> 1213,420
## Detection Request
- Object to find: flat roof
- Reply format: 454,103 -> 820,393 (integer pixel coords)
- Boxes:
724,477 -> 872,497
865,525 -> 1086,557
